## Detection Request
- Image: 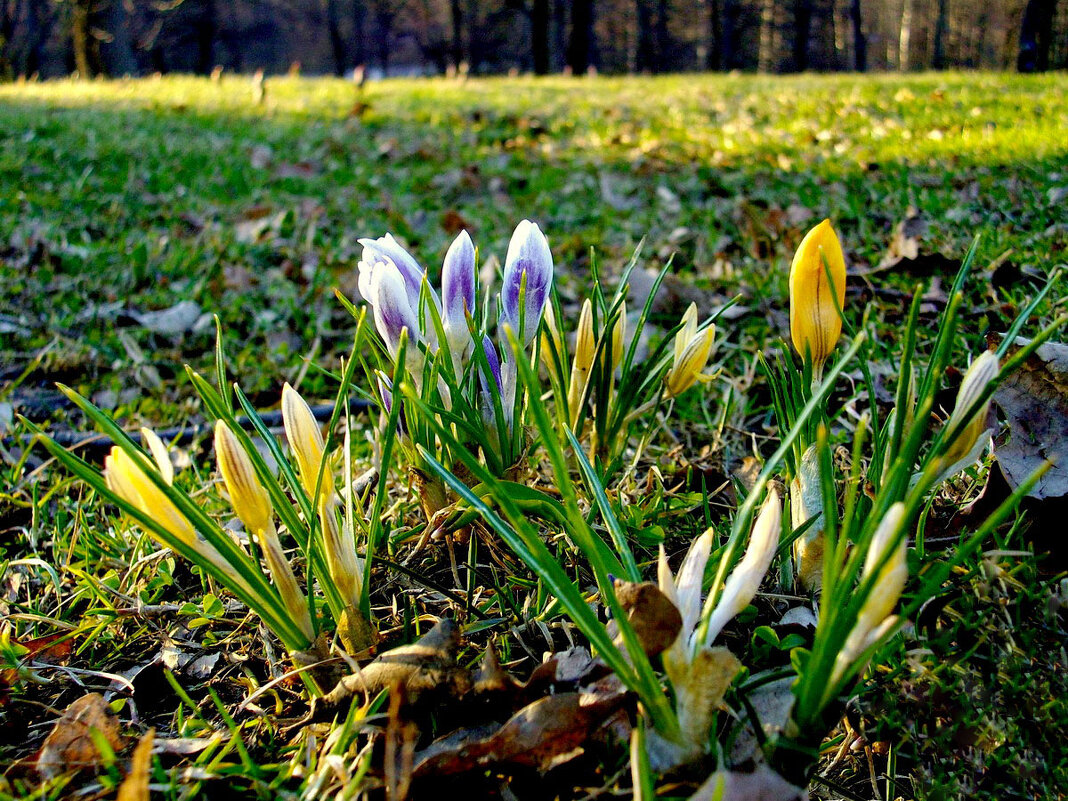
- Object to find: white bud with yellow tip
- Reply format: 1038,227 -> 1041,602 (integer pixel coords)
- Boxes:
281,383 -> 335,499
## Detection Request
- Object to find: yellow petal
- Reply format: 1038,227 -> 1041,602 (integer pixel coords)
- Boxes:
214,421 -> 273,536
789,219 -> 846,368
281,383 -> 335,499
140,427 -> 174,486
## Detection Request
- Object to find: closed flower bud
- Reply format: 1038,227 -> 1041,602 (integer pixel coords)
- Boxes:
214,421 -> 273,536
664,303 -> 716,398
281,383 -> 335,500
789,219 -> 846,370
358,233 -> 432,314
567,298 -> 596,423
833,503 -> 907,683
501,219 -> 554,347
610,302 -> 627,370
939,350 -> 998,470
703,487 -> 781,645
366,259 -> 424,376
442,230 -> 477,370
105,446 -> 198,549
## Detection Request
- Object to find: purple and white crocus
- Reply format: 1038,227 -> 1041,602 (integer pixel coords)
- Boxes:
441,230 -> 477,376
500,220 -> 554,347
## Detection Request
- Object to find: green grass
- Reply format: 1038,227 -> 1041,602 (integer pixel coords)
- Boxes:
1,72 -> 1067,799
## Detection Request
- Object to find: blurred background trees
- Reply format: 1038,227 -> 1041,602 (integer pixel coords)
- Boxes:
0,0 -> 1065,80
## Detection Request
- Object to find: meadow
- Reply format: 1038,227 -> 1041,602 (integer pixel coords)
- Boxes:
1,72 -> 1066,800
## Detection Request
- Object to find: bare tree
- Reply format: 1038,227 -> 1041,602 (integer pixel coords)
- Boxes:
850,0 -> 867,69
567,0 -> 594,71
898,0 -> 912,69
1017,0 -> 1057,70
531,0 -> 549,72
932,0 -> 948,68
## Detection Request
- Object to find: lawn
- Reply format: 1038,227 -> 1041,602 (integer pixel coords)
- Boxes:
1,72 -> 1066,800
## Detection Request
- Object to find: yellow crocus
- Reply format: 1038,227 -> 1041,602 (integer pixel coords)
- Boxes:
567,298 -> 596,423
664,303 -> 716,398
105,446 -> 198,549
789,219 -> 846,371
610,301 -> 626,370
215,420 -> 314,641
281,383 -> 335,499
214,421 -> 272,536
832,502 -> 907,685
937,350 -> 998,473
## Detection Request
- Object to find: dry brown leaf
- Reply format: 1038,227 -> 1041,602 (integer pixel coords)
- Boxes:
320,619 -> 470,711
411,683 -> 628,777
691,764 -> 807,801
610,579 -> 682,658
37,693 -> 126,779
994,339 -> 1068,499
117,728 -> 154,801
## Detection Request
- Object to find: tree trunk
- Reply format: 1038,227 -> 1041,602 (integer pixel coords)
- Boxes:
897,0 -> 912,70
352,0 -> 367,66
636,0 -> 655,71
450,0 -> 465,68
706,0 -> 722,69
932,0 -> 948,68
531,0 -> 549,73
793,0 -> 813,70
1017,0 -> 1057,71
98,0 -> 136,76
552,0 -> 566,71
654,0 -> 670,70
721,0 -> 737,69
71,0 -> 93,77
195,0 -> 216,75
567,0 -> 594,73
325,0 -> 347,75
374,5 -> 394,73
850,0 -> 866,70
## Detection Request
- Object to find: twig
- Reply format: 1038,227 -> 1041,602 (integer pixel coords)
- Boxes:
6,398 -> 372,461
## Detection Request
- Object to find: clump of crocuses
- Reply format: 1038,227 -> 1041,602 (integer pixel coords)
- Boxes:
356,220 -> 554,515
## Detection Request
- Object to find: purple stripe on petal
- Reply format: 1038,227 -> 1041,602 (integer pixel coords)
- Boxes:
501,220 -> 553,346
442,230 -> 476,325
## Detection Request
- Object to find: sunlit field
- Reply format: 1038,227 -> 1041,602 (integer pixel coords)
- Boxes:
1,72 -> 1066,800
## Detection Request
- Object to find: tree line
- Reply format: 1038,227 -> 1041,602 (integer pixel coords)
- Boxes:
1,0 -> 1063,80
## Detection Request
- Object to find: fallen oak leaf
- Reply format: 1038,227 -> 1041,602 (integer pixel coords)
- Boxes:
690,764 -> 807,801
609,578 -> 682,659
411,681 -> 629,777
36,693 -> 126,779
993,338 -> 1068,500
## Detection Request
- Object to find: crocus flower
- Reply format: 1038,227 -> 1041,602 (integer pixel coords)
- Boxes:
789,219 -> 846,371
281,383 -> 335,500
358,233 -> 435,314
664,303 -> 716,398
936,350 -> 998,476
701,487 -> 782,646
441,230 -> 477,373
281,384 -> 362,608
654,489 -> 781,757
831,502 -> 907,685
567,298 -> 596,424
609,301 -> 627,370
500,220 -> 553,346
364,258 -> 426,380
106,445 -> 197,549
215,421 -> 314,641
